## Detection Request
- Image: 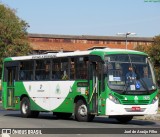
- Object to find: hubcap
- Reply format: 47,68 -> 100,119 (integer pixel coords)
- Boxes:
22,102 -> 28,114
78,105 -> 87,117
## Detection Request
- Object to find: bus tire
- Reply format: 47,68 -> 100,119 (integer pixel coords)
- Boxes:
115,116 -> 133,123
20,97 -> 32,118
75,100 -> 95,122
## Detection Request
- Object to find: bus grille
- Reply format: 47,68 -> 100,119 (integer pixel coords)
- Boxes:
121,100 -> 150,105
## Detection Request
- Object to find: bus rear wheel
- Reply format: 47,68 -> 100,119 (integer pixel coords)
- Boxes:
20,97 -> 39,118
75,100 -> 95,122
115,116 -> 133,123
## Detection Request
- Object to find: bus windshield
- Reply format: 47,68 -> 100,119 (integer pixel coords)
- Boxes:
104,54 -> 157,94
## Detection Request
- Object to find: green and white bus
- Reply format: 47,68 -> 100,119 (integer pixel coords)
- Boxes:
1,48 -> 159,123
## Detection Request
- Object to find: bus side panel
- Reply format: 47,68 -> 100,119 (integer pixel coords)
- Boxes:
15,82 -> 46,111
23,81 -> 75,112
30,98 -> 48,111
2,82 -> 7,109
99,91 -> 107,115
14,82 -> 25,110
53,81 -> 88,113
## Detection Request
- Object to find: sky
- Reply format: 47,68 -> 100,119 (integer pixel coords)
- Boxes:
1,0 -> 160,37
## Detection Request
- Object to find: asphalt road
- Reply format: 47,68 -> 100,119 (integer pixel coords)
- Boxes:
0,109 -> 160,137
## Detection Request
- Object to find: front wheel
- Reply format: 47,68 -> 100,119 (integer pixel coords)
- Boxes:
115,116 -> 133,123
20,97 -> 39,118
75,100 -> 95,122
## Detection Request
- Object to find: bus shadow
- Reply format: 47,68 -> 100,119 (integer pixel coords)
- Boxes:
4,112 -> 157,126
92,116 -> 157,126
3,111 -> 70,120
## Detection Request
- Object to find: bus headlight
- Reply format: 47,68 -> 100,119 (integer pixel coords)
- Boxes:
109,94 -> 120,104
152,96 -> 158,104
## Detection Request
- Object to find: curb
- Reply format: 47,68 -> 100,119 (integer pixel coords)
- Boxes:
134,108 -> 160,121
134,114 -> 160,121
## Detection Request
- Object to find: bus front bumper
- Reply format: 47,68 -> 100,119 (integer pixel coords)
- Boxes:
106,98 -> 159,116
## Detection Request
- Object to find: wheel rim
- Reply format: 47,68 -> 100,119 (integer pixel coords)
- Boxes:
78,104 -> 87,117
22,102 -> 28,114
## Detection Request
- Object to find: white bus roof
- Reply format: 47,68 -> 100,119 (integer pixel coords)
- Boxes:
5,48 -> 147,61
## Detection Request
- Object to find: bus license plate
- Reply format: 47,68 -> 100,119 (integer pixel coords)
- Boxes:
131,107 -> 141,111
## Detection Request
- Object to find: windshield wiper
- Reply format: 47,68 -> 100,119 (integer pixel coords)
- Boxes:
122,82 -> 129,94
139,78 -> 150,94
133,66 -> 150,94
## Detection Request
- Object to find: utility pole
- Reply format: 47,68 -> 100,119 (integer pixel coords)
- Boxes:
117,32 -> 136,49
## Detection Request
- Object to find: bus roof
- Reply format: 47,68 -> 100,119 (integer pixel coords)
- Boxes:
4,48 -> 147,62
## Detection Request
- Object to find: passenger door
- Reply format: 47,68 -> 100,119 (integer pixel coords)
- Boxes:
4,62 -> 18,108
88,57 -> 103,115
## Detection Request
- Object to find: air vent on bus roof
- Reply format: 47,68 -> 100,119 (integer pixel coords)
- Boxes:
88,46 -> 108,50
43,51 -> 58,54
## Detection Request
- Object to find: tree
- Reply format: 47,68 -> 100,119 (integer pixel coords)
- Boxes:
135,36 -> 160,106
148,35 -> 160,83
0,3 -> 31,75
134,44 -> 149,54
148,35 -> 160,65
134,35 -> 160,82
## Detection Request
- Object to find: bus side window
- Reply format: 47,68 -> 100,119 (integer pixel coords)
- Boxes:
19,61 -> 34,81
52,59 -> 61,80
76,57 -> 88,79
70,58 -> 75,79
35,59 -> 51,81
44,60 -> 51,80
35,60 -> 41,80
52,58 -> 69,80
19,62 -> 25,80
61,58 -> 69,80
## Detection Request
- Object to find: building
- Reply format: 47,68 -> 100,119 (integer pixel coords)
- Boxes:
28,33 -> 153,54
